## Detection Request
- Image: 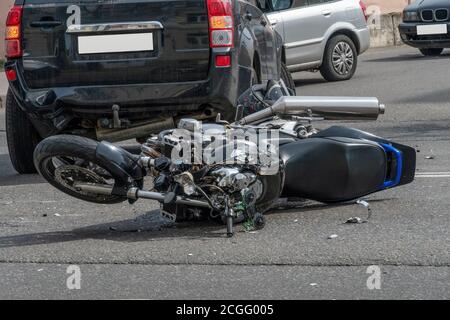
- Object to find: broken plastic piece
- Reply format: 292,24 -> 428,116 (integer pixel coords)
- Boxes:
346,217 -> 363,224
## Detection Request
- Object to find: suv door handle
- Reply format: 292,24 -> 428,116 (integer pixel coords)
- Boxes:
322,10 -> 332,17
30,20 -> 62,28
270,18 -> 278,26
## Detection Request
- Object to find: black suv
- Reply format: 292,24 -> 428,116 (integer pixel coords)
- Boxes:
399,0 -> 450,56
4,0 -> 295,173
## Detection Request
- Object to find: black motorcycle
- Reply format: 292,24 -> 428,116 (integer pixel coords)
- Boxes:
33,82 -> 416,237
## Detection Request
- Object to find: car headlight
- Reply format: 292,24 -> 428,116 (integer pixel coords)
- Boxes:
403,11 -> 420,22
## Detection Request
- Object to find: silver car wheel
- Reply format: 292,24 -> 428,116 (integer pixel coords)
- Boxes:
332,42 -> 354,75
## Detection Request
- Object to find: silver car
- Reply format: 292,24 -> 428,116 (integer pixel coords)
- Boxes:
259,0 -> 370,81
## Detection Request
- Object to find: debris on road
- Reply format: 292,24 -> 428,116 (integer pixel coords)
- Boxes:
53,213 -> 61,217
309,283 -> 318,286
328,234 -> 338,239
346,217 -> 364,224
356,199 -> 372,221
425,156 -> 435,160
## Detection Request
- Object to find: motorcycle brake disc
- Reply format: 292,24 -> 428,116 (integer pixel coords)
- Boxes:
54,165 -> 109,195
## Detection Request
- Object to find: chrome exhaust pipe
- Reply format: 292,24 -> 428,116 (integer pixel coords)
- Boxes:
237,96 -> 385,125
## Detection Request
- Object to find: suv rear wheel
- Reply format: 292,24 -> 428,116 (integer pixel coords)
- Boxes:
5,89 -> 40,174
419,48 -> 444,56
320,35 -> 358,82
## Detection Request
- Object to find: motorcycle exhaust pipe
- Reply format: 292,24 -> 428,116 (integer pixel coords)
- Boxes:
237,96 -> 385,125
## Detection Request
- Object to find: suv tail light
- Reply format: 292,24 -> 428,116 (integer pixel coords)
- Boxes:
359,1 -> 368,22
207,0 -> 234,48
5,5 -> 23,58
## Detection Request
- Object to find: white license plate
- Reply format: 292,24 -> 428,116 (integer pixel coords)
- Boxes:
78,33 -> 153,54
417,24 -> 447,36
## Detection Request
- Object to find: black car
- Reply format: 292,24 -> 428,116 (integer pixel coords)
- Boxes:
399,0 -> 450,56
4,0 -> 295,174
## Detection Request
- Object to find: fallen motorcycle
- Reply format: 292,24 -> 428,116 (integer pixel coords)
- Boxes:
33,82 -> 416,237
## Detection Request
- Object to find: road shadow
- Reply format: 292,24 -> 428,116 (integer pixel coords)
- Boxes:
0,154 -> 44,186
393,87 -> 450,105
294,77 -> 327,87
364,51 -> 450,63
0,198 -> 394,248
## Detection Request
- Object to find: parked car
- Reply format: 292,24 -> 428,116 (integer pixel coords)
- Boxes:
258,0 -> 370,81
399,0 -> 450,56
4,0 -> 295,174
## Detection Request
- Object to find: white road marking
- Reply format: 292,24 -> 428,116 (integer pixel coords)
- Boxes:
416,172 -> 450,178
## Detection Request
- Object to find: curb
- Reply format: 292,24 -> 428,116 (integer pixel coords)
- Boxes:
0,94 -> 5,110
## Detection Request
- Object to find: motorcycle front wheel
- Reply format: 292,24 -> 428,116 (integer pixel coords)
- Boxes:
34,135 -> 127,204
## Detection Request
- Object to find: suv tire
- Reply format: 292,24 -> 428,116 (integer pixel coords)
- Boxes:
419,48 -> 444,56
320,35 -> 358,82
6,89 -> 40,174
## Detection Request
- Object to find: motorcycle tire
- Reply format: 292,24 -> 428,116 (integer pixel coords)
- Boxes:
34,135 -> 127,204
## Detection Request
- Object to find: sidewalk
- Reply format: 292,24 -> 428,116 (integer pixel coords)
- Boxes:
0,72 -> 7,109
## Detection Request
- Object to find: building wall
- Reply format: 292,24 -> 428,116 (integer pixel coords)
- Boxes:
1,0 -> 15,60
363,0 -> 412,13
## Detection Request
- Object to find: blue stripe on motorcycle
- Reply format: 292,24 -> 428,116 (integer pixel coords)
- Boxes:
380,143 -> 403,189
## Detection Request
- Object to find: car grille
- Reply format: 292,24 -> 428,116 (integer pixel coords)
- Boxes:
435,9 -> 449,21
421,9 -> 449,22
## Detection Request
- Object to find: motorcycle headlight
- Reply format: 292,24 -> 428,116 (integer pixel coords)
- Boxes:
403,11 -> 420,22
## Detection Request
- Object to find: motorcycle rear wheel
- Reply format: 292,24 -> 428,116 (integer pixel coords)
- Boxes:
34,135 -> 127,204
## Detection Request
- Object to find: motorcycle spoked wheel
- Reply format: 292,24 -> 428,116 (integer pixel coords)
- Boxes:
34,135 -> 127,204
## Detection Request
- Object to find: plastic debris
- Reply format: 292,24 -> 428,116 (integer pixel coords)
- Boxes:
426,156 -> 434,160
54,213 -> 61,217
356,199 -> 372,221
346,217 -> 364,224
328,234 -> 338,239
310,283 -> 318,286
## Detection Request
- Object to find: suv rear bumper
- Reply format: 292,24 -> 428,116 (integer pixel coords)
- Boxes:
6,51 -> 249,137
356,27 -> 371,54
399,22 -> 450,48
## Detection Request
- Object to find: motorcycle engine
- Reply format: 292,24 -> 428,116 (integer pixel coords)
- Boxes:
141,120 -> 272,223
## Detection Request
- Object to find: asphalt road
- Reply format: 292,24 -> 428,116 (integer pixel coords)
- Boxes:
0,46 -> 449,300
